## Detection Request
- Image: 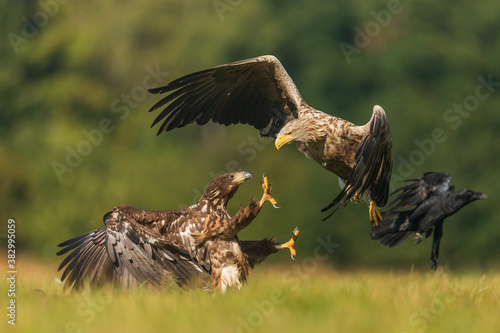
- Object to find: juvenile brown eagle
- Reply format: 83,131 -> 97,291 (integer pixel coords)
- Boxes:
148,55 -> 393,224
371,172 -> 487,270
57,172 -> 298,291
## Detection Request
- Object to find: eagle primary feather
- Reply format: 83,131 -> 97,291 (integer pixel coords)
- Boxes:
57,172 -> 299,291
149,55 -> 393,223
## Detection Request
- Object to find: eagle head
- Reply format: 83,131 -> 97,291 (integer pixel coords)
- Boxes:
275,117 -> 326,150
202,171 -> 253,205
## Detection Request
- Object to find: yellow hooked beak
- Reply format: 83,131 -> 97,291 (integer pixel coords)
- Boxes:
275,134 -> 294,150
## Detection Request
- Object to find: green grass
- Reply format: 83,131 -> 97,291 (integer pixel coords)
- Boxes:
3,257 -> 499,333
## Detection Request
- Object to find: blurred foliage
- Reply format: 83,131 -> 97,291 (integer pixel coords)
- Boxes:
1,0 -> 499,269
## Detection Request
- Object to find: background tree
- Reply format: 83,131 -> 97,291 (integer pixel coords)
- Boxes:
1,0 -> 498,270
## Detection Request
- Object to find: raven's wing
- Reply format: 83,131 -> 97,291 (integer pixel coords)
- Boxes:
149,55 -> 304,137
370,211 -> 415,248
387,172 -> 451,211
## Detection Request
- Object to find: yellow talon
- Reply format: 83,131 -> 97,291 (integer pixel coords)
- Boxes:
261,175 -> 279,208
279,227 -> 299,260
369,201 -> 382,226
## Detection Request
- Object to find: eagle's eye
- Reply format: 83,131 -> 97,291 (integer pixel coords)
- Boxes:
287,131 -> 292,135
229,174 -> 234,179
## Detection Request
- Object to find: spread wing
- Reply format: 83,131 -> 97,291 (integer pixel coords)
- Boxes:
322,105 -> 393,218
56,226 -> 113,289
149,55 -> 304,137
386,172 -> 452,211
57,209 -> 208,289
104,208 -> 214,287
370,211 -> 414,248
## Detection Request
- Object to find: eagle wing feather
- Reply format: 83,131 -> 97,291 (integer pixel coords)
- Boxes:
322,105 -> 393,218
149,55 -> 303,137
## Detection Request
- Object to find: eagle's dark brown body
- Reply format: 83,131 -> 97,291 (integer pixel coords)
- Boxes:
57,172 -> 296,291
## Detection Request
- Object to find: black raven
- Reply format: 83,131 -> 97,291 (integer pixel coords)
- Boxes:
371,172 -> 487,270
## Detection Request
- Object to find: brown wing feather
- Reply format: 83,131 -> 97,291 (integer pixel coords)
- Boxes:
149,55 -> 303,137
57,206 -> 209,289
322,105 -> 393,219
106,206 -> 211,281
57,226 -> 113,289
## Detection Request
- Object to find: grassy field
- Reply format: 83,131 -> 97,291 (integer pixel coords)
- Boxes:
3,257 -> 499,333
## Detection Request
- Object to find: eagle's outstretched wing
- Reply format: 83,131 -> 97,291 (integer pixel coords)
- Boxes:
386,172 -> 451,211
57,227 -> 113,289
57,209 -> 207,289
149,55 -> 303,138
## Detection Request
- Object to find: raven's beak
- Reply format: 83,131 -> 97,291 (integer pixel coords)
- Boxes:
474,192 -> 488,200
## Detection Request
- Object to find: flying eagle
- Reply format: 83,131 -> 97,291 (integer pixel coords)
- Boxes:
148,55 -> 393,224
57,172 -> 299,292
371,172 -> 487,270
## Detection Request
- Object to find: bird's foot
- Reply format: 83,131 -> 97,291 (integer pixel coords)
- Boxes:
278,226 -> 299,260
369,201 -> 382,226
413,232 -> 423,244
260,174 -> 279,208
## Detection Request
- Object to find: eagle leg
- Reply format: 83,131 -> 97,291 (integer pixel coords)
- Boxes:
276,226 -> 300,260
260,175 -> 280,208
369,201 -> 382,226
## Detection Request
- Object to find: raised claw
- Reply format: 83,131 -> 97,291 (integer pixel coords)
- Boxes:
281,226 -> 299,260
260,174 -> 279,207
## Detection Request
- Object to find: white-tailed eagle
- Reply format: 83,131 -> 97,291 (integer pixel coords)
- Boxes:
148,55 -> 393,224
57,172 -> 298,292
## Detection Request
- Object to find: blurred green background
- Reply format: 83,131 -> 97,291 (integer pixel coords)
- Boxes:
1,0 -> 498,270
